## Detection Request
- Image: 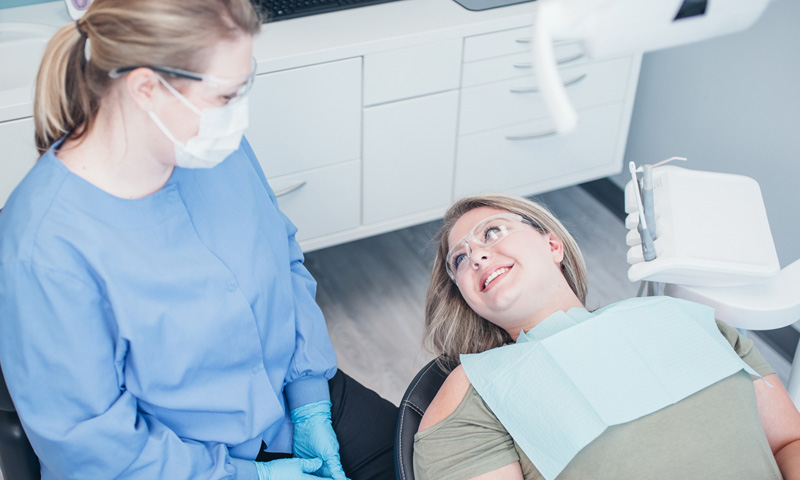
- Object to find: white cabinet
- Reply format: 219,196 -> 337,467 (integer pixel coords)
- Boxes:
459,56 -> 632,135
461,43 -> 585,88
455,102 -> 626,196
363,91 -> 459,225
462,25 -> 534,62
363,39 -> 462,106
270,160 -> 361,242
246,58 -> 362,178
361,39 -> 462,226
245,58 -> 362,243
454,26 -> 638,201
0,2 -> 641,250
0,117 -> 38,208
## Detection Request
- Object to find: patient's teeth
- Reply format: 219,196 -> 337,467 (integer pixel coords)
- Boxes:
484,268 -> 509,288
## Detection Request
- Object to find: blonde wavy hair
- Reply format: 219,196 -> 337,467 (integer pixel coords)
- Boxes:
424,194 -> 588,369
34,0 -> 262,155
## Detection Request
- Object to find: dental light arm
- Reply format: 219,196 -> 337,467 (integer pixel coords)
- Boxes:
531,0 -> 773,134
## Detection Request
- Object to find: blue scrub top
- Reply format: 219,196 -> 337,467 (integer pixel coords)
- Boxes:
0,138 -> 337,479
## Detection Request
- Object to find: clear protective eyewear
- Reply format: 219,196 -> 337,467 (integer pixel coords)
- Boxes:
446,213 -> 534,281
109,57 -> 257,102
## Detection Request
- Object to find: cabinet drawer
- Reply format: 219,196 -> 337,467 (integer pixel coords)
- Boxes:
364,38 -> 462,106
454,102 -> 625,197
461,43 -> 584,88
269,160 -> 361,243
459,56 -> 632,135
463,26 -> 532,63
246,58 -> 361,179
363,91 -> 459,224
0,117 -> 37,208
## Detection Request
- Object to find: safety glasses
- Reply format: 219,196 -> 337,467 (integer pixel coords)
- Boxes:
446,213 -> 533,281
109,57 -> 257,101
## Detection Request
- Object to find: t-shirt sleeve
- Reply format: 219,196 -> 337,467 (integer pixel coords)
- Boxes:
716,319 -> 775,377
413,385 -> 520,480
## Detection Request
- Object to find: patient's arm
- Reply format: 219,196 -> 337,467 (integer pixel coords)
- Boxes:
754,374 -> 800,479
418,365 -> 471,432
470,461 -> 524,479
418,366 -> 524,480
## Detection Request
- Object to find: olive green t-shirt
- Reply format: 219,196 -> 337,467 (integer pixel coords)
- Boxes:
414,321 -> 782,480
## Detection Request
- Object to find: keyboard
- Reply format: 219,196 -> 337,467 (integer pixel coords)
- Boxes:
254,0 -> 401,21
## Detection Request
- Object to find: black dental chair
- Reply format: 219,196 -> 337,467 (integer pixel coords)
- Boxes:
0,362 -> 40,480
394,356 -> 455,480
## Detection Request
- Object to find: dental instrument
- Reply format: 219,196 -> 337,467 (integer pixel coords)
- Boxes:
628,161 -> 656,262
641,164 -> 656,240
636,156 -> 687,243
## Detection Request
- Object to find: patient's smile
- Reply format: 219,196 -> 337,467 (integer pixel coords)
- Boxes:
482,266 -> 511,291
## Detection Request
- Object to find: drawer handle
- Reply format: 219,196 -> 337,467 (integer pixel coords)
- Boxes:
509,73 -> 587,93
513,53 -> 585,69
275,181 -> 307,198
505,130 -> 558,140
515,38 -> 531,44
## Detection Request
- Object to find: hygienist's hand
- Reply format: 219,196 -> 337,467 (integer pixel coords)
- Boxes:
253,458 -> 329,480
290,401 -> 349,480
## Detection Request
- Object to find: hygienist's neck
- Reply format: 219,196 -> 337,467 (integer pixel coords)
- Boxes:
56,103 -> 175,200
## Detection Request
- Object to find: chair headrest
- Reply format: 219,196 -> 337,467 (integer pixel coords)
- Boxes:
394,357 -> 456,480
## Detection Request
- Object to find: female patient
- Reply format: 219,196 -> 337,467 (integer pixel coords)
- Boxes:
414,194 -> 800,480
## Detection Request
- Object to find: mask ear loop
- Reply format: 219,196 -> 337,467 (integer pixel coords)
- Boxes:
156,76 -> 202,116
147,111 -> 184,148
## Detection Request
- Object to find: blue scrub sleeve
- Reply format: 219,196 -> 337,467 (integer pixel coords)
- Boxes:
230,458 -> 259,480
0,262 -> 236,479
239,139 -> 337,410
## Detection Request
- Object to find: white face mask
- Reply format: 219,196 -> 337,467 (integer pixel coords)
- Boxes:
148,76 -> 249,169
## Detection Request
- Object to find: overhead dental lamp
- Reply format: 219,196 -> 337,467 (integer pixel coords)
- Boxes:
531,0 -> 774,133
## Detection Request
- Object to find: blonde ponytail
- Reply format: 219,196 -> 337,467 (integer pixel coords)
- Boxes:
34,21 -> 96,154
33,0 -> 262,155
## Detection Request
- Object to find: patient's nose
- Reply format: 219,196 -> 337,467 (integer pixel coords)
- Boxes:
469,247 -> 492,268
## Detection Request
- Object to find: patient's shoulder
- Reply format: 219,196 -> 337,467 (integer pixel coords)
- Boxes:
418,364 -> 472,432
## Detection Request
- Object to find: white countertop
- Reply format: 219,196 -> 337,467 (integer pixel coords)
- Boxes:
0,0 -> 539,122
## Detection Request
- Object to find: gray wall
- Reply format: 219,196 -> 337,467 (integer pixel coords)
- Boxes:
612,0 -> 800,268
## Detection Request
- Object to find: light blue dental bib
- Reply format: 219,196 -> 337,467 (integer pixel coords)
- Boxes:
459,297 -> 760,480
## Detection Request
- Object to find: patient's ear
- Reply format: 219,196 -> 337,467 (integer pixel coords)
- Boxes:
547,233 -> 565,264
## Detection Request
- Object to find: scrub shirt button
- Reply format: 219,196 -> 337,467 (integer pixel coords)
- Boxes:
167,191 -> 179,203
252,365 -> 263,374
227,281 -> 237,292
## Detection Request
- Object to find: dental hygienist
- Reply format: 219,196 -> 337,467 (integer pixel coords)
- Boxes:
0,0 -> 396,479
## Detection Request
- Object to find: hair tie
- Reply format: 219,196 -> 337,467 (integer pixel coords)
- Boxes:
75,20 -> 89,40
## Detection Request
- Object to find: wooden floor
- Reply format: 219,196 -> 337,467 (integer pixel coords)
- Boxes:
305,185 -> 640,405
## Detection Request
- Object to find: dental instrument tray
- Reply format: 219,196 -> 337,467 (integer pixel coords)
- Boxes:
623,165 -> 780,287
252,0 -> 400,21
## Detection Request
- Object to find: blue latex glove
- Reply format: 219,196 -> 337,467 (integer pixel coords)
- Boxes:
290,401 -> 348,480
253,458 -> 328,480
